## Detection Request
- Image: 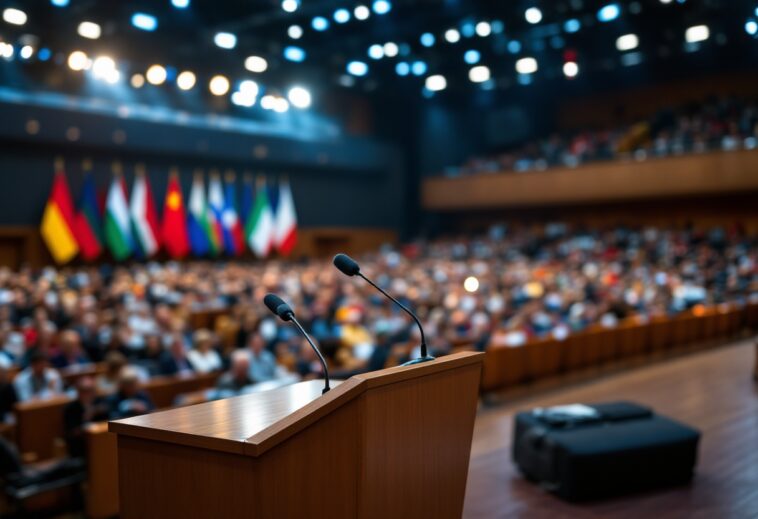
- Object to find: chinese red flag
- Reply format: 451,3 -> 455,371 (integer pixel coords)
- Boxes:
161,172 -> 190,259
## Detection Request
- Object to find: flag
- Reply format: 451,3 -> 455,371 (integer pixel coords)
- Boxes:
129,169 -> 161,258
161,172 -> 190,259
104,173 -> 134,261
187,173 -> 214,256
41,169 -> 79,264
245,176 -> 275,258
74,172 -> 103,261
240,174 -> 254,225
274,179 -> 298,256
222,173 -> 245,256
207,173 -> 226,255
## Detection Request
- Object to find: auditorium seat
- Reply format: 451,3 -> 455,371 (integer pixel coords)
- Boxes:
481,344 -> 527,391
143,371 -> 220,409
524,337 -> 562,381
13,396 -> 73,462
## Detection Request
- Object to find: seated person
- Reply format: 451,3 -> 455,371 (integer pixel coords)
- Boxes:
247,333 -> 281,383
50,330 -> 91,370
12,350 -> 63,401
216,350 -> 253,394
96,351 -> 128,395
63,377 -> 109,458
106,366 -> 155,419
158,335 -> 194,377
187,329 -> 222,374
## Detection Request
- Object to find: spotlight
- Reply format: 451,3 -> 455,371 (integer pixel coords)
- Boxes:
239,80 -> 259,97
261,95 -> 276,110
564,19 -> 581,33
368,44 -> 384,59
334,9 -> 350,23
282,0 -> 299,13
274,97 -> 290,113
288,86 -> 311,108
214,32 -> 236,49
283,46 -> 306,62
425,75 -> 447,92
312,16 -> 329,31
77,21 -> 101,39
131,73 -> 145,88
2,8 -> 27,26
245,55 -> 268,73
383,42 -> 398,57
476,22 -> 491,37
746,20 -> 758,36
461,22 -> 476,38
525,7 -> 542,24
563,61 -> 579,78
19,45 -> 33,59
146,64 -> 167,85
38,48 -> 51,61
598,4 -> 621,22
659,0 -> 673,3
420,33 -> 435,47
177,71 -> 196,90
508,40 -> 522,54
131,13 -> 157,31
171,0 -> 190,8
372,0 -> 391,15
209,75 -> 230,96
51,0 -> 70,6
395,62 -> 410,75
411,61 -> 427,76
445,29 -> 461,43
92,56 -> 116,79
288,25 -> 303,39
354,5 -> 370,20
231,91 -> 255,107
469,65 -> 490,83
515,57 -> 538,74
685,25 -> 709,43
0,43 -> 14,59
616,33 -> 639,51
67,50 -> 89,71
347,61 -> 368,76
464,50 -> 480,64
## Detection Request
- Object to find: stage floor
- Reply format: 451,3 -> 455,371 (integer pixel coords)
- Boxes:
464,337 -> 758,519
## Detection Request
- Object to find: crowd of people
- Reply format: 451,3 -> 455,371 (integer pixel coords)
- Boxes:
451,96 -> 758,176
0,223 -> 755,451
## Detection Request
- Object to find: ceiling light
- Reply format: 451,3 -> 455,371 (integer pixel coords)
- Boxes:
245,55 -> 268,73
67,50 -> 89,71
334,9 -> 350,23
598,4 -> 621,22
312,17 -> 329,31
368,44 -> 384,59
131,74 -> 145,88
383,42 -> 398,57
616,33 -> 639,51
464,50 -> 480,65
347,61 -> 368,76
411,61 -> 427,76
131,13 -> 157,31
177,71 -> 196,90
19,45 -> 33,59
563,61 -> 579,77
395,62 -> 410,76
171,0 -> 190,8
288,86 -> 311,108
421,33 -> 435,47
475,22 -> 491,37
92,56 -> 116,78
425,75 -> 447,92
372,0 -> 391,15
288,25 -> 303,39
354,5 -> 370,20
51,0 -> 70,6
469,65 -> 490,83
282,0 -> 299,13
746,20 -> 758,36
273,97 -> 290,113
78,21 -> 101,39
209,75 -> 230,96
445,29 -> 460,43
146,64 -> 167,85
3,8 -> 27,26
525,7 -> 542,24
685,25 -> 709,43
564,19 -> 581,33
231,91 -> 255,107
516,57 -> 538,74
214,32 -> 236,49
284,46 -> 306,62
261,95 -> 276,110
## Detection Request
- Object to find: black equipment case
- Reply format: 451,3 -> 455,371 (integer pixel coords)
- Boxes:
512,401 -> 701,501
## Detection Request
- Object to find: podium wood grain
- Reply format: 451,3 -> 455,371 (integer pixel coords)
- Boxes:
110,352 -> 484,519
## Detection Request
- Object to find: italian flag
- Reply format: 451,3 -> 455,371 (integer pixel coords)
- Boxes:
40,169 -> 79,264
129,170 -> 161,257
274,179 -> 297,256
104,173 -> 134,261
245,176 -> 275,258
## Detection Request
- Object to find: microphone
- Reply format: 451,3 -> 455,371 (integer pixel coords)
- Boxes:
333,253 -> 435,366
263,293 -> 331,394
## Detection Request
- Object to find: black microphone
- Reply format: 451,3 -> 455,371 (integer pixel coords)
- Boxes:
333,253 -> 435,366
263,293 -> 331,394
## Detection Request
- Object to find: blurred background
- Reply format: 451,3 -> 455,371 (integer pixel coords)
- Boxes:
0,0 -> 756,517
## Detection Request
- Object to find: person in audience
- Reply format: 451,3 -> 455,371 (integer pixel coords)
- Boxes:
12,350 -> 63,401
50,330 -> 91,369
187,329 -> 223,374
0,364 -> 17,423
96,351 -> 128,395
63,377 -> 109,458
247,333 -> 280,383
106,366 -> 155,419
216,350 -> 253,393
158,334 -> 194,376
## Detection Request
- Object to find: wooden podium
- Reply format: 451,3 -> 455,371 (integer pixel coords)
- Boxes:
109,351 -> 484,518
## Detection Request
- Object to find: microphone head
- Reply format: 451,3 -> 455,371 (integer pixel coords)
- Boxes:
263,293 -> 294,322
333,253 -> 361,277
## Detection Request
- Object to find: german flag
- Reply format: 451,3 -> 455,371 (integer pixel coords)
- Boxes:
40,167 -> 79,264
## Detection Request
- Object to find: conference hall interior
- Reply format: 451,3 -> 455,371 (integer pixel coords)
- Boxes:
0,0 -> 755,517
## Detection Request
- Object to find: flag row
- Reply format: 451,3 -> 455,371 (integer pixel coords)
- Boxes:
40,166 -> 297,264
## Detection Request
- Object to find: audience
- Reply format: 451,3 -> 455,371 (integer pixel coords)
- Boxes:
187,329 -> 223,374
216,350 -> 254,394
106,366 -> 154,420
13,351 -> 63,402
63,377 -> 109,457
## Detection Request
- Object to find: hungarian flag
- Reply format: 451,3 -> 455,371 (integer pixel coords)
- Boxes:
207,173 -> 226,255
41,169 -> 79,264
129,169 -> 161,257
74,172 -> 103,261
187,172 -> 214,256
222,173 -> 245,256
161,172 -> 190,259
104,173 -> 134,261
245,176 -> 275,258
274,179 -> 297,256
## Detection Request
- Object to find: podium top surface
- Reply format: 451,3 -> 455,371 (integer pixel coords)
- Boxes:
109,351 -> 484,457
